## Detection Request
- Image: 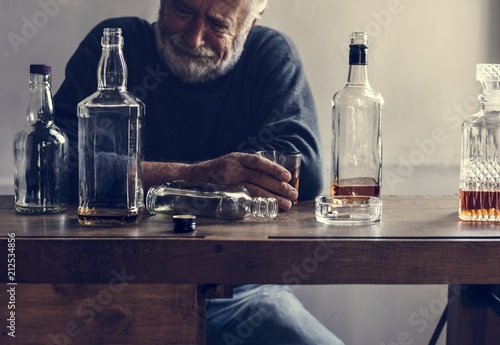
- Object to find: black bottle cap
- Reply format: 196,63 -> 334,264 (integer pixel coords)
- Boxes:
173,215 -> 196,233
349,45 -> 367,65
30,64 -> 52,75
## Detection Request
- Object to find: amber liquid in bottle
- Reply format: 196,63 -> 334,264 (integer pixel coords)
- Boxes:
331,33 -> 383,199
331,177 -> 380,197
77,208 -> 144,226
459,64 -> 500,222
459,190 -> 500,220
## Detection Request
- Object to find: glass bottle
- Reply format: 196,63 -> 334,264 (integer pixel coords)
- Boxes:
459,64 -> 500,221
13,64 -> 69,214
331,32 -> 383,197
146,181 -> 279,220
77,28 -> 145,226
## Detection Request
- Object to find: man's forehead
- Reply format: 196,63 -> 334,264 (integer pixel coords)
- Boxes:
168,0 -> 249,12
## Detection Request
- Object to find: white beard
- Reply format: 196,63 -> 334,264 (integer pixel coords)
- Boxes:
155,25 -> 248,84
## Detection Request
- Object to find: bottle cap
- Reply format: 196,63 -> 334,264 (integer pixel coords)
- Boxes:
173,215 -> 196,233
349,32 -> 368,65
30,64 -> 51,75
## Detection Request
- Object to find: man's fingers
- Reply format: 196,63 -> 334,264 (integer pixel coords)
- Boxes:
185,153 -> 297,209
239,154 -> 291,182
244,168 -> 297,200
244,183 -> 293,211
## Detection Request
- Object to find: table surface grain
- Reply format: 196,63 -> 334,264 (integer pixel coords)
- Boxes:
0,195 -> 498,239
2,195 -> 500,285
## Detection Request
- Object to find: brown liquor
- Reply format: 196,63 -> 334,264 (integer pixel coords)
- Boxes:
77,207 -> 143,226
288,167 -> 300,205
459,190 -> 500,221
331,177 -> 380,197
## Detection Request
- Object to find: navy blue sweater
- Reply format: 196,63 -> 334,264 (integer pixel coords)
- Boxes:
54,17 -> 324,200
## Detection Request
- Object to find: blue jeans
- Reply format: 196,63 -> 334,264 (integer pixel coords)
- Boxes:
206,285 -> 344,345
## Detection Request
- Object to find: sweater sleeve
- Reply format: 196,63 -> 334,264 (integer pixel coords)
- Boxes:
243,29 -> 325,200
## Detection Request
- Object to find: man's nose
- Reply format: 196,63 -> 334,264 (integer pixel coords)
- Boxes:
185,18 -> 206,49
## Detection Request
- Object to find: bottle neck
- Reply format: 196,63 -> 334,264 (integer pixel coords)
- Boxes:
347,44 -> 369,86
250,197 -> 278,219
98,35 -> 127,91
480,90 -> 500,112
27,73 -> 54,123
347,65 -> 369,86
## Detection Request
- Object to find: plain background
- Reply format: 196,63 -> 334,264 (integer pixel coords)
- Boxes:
2,0 -> 499,344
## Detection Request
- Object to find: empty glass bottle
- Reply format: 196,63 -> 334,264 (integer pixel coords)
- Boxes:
77,28 -> 145,226
146,181 -> 279,220
331,32 -> 383,197
13,64 -> 69,214
459,64 -> 500,221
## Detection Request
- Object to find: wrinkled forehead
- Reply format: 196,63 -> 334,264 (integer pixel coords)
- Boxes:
161,0 -> 251,16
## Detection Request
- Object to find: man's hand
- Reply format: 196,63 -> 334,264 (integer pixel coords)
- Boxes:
185,153 -> 298,210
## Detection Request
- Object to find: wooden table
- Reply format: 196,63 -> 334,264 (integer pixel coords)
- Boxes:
1,195 -> 500,345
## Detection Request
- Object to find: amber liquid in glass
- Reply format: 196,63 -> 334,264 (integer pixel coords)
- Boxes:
289,167 -> 300,205
331,177 -> 380,197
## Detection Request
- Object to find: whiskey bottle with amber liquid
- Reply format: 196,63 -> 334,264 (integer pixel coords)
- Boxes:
331,32 -> 383,197
459,64 -> 500,221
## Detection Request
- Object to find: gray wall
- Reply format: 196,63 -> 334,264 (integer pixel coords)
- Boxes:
2,0 -> 498,344
260,0 -> 496,198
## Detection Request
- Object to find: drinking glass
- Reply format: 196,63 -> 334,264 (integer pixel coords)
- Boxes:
256,150 -> 302,204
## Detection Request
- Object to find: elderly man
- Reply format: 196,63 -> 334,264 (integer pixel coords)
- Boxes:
54,0 -> 343,343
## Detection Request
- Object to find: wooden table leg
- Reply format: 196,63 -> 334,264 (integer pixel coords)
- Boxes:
447,285 -> 500,345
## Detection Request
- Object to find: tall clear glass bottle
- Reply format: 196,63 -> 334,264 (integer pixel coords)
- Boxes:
331,32 -> 383,197
78,28 -> 145,226
146,181 -> 279,220
13,64 -> 69,214
460,64 -> 500,221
